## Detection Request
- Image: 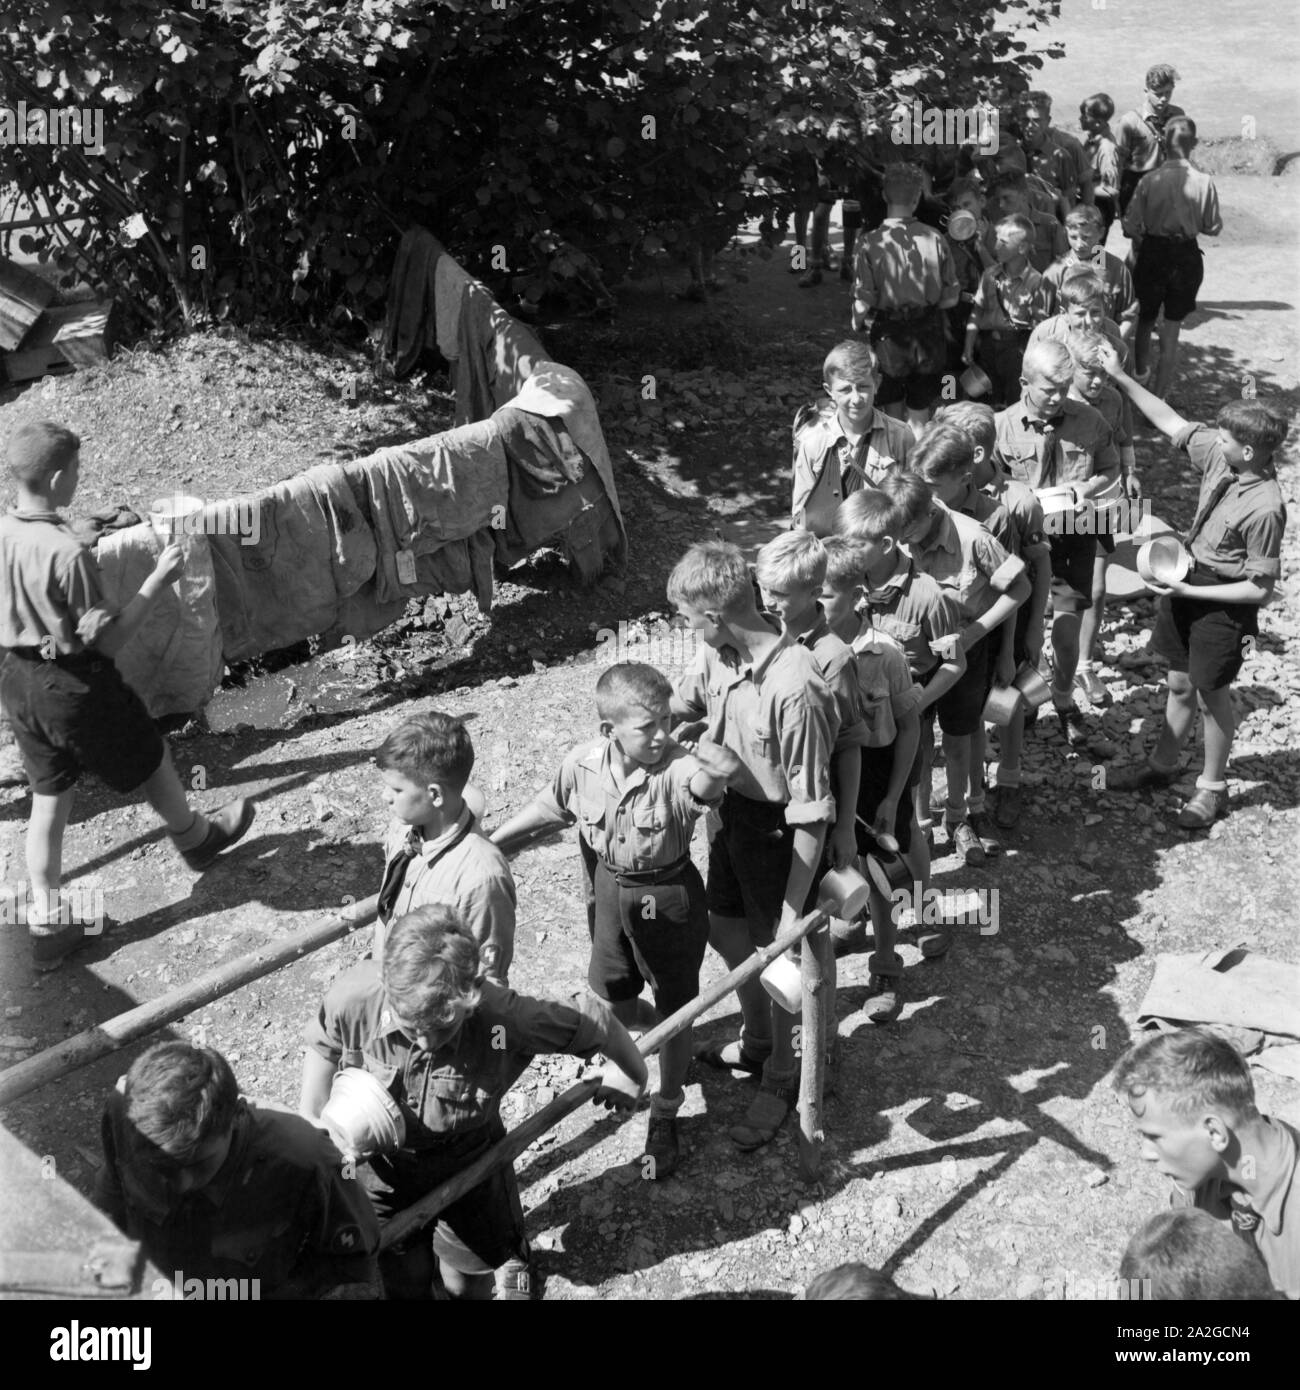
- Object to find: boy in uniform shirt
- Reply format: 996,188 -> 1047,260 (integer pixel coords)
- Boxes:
1114,1028 -> 1299,1300
834,487 -> 964,960
851,162 -> 961,435
791,339 -> 913,536
985,171 -> 1068,274
1016,91 -> 1094,212
993,341 -> 1121,752
963,214 -> 1055,407
1066,334 -> 1141,707
1028,268 -> 1130,368
1043,205 -> 1137,342
1115,64 -> 1185,218
668,541 -> 836,1150
0,421 -> 254,970
1079,94 -> 1122,239
934,403 -> 1051,830
819,536 -> 922,1022
894,443 -> 1029,865
1123,117 -> 1222,402
373,712 -> 516,981
491,662 -> 737,1176
1099,347 -> 1287,828
302,905 -> 647,1299
98,1042 -> 380,1299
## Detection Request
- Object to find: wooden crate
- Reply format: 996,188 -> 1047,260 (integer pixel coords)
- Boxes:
0,258 -> 55,351
51,298 -> 116,367
4,305 -> 73,382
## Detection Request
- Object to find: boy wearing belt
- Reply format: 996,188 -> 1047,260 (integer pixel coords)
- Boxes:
492,662 -> 737,1175
1099,347 -> 1288,828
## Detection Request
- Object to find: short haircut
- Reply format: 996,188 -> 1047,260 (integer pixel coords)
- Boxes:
1019,89 -> 1052,115
1080,93 -> 1114,121
1067,330 -> 1109,371
1065,204 -> 1105,233
756,529 -> 828,591
667,540 -> 753,615
933,401 -> 996,457
1021,339 -> 1074,380
946,177 -> 984,205
882,162 -> 925,202
996,213 -> 1034,243
1216,399 -> 1290,457
1059,269 -> 1107,306
834,487 -> 894,543
909,422 -> 974,483
821,535 -> 869,589
383,905 -> 482,1032
5,420 -> 80,486
1145,63 -> 1180,90
806,1263 -> 919,1300
123,1042 -> 239,1163
823,339 -> 878,383
376,713 -> 474,792
595,661 -> 673,722
1120,1209 -> 1277,1300
1112,1028 -> 1259,1126
879,470 -> 933,531
1164,116 -> 1196,157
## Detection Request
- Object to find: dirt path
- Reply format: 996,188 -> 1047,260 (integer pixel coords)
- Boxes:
2,177 -> 1298,1301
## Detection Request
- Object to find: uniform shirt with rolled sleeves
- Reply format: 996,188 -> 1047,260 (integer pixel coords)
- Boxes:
850,625 -> 923,749
1027,312 -> 1129,371
1076,381 -> 1134,452
305,963 -> 612,1147
970,263 -> 1054,332
0,509 -> 117,655
1124,159 -> 1223,241
853,218 -> 961,314
993,395 -> 1120,492
956,485 -> 1018,558
795,611 -> 870,755
532,736 -> 711,872
1043,249 -> 1137,327
672,633 -> 835,826
1024,128 -> 1088,202
906,501 -> 1026,626
985,474 -> 1049,561
1085,127 -> 1122,196
1025,210 -> 1069,274
1170,1116 -> 1300,1300
376,810 -> 516,983
791,403 -> 913,534
863,555 -> 965,681
1115,102 -> 1187,175
95,1096 -> 380,1298
1175,423 -> 1287,584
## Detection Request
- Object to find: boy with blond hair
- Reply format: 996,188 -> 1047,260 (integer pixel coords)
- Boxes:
1043,204 -> 1137,341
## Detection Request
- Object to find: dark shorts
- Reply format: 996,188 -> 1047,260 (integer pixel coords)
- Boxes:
1095,191 -> 1117,239
855,742 -> 917,856
588,857 -> 709,1017
1013,601 -> 1033,667
1152,593 -> 1258,691
364,1121 -> 526,1276
871,309 -> 948,408
976,328 -> 1032,407
1048,533 -> 1098,615
0,649 -> 165,796
706,792 -> 822,938
1118,168 -> 1146,218
923,631 -> 992,737
1134,238 -> 1203,322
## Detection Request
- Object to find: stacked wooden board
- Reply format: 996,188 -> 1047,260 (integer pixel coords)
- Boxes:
1,258 -> 115,383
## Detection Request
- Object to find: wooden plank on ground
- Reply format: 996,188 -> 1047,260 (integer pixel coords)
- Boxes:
0,258 -> 55,350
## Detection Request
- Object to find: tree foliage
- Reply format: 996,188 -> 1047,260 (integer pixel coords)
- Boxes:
0,1 -> 1061,336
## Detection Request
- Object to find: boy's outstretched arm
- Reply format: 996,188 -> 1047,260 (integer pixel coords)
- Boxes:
1096,342 -> 1189,440
589,1013 -> 649,1109
489,799 -> 569,855
300,1049 -> 336,1120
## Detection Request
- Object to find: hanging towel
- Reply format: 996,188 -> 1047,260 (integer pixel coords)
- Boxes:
382,226 -> 446,376
95,523 -> 224,716
454,279 -> 547,426
435,253 -> 473,361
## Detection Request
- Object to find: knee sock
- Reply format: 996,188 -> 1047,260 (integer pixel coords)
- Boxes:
172,811 -> 210,851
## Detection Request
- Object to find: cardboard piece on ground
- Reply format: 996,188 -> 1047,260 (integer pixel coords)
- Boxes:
1106,511 -> 1178,600
0,258 -> 54,350
1137,947 -> 1300,1041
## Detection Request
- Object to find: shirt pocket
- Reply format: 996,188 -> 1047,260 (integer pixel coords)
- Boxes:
1058,439 -> 1091,483
742,717 -> 780,777
419,1064 -> 493,1136
212,1218 -> 293,1271
859,690 -> 894,746
578,797 -> 607,856
631,804 -> 671,866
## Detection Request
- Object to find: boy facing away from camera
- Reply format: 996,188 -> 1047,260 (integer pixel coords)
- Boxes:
0,421 -> 254,971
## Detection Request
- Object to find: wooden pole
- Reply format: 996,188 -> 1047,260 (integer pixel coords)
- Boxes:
0,896 -> 379,1107
380,907 -> 829,1250
797,922 -> 831,1181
